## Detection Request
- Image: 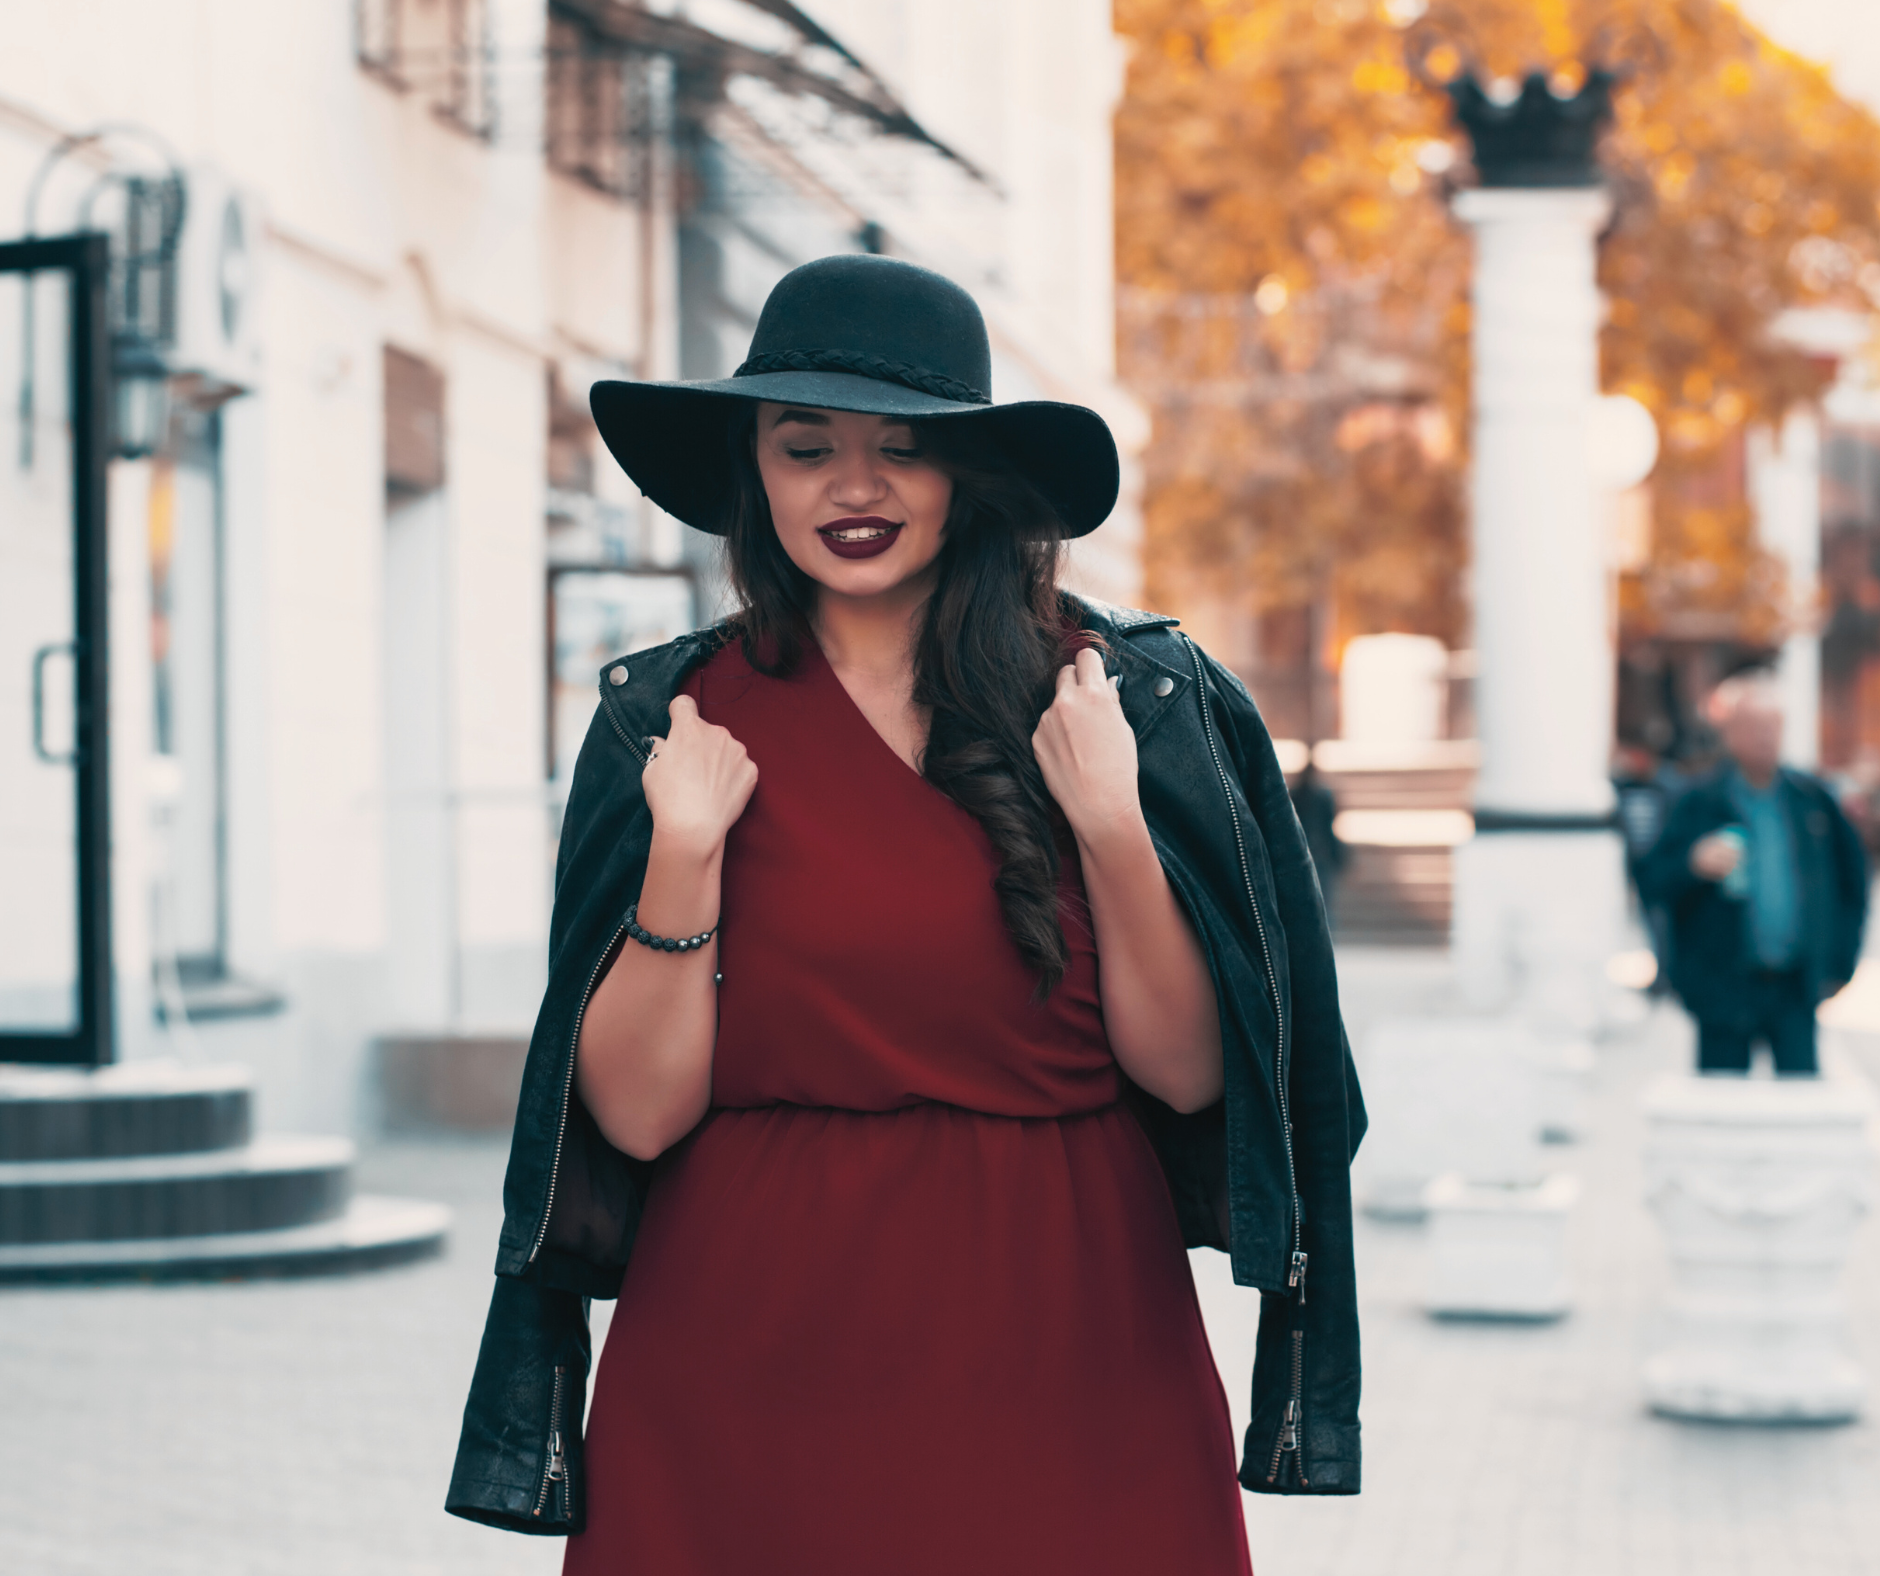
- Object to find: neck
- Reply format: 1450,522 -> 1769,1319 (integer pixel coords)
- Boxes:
813,576 -> 933,680
1737,761 -> 1778,791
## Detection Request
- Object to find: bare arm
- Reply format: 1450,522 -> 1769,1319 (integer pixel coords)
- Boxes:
1033,649 -> 1224,1113
575,695 -> 757,1160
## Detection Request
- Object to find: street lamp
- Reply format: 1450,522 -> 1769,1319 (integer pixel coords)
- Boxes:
110,329 -> 171,460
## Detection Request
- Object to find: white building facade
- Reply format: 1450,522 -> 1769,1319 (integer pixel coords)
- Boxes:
0,0 -> 1140,1133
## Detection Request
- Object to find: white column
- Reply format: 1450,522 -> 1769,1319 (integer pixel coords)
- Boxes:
1748,412 -> 1822,769
1455,187 -> 1614,817
1449,187 -> 1626,1031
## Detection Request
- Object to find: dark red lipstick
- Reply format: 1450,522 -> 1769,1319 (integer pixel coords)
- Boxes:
816,516 -> 904,560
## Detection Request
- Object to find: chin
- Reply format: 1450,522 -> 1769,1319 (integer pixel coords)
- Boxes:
822,569 -> 914,599
799,546 -> 941,600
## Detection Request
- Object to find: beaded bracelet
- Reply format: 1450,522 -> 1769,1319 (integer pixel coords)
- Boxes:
625,903 -> 719,954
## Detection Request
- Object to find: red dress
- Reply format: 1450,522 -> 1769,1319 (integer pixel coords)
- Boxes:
565,638 -> 1251,1575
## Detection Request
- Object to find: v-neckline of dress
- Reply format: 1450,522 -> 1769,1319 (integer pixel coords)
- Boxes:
804,636 -> 930,788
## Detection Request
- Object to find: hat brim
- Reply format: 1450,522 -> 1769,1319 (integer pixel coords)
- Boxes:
589,372 -> 1120,539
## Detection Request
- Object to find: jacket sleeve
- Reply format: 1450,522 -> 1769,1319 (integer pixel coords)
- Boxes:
1637,790 -> 1713,910
1825,789 -> 1869,986
1197,646 -> 1364,1496
446,1277 -> 591,1535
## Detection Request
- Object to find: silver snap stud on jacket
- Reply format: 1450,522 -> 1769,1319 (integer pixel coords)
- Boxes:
1153,675 -> 1175,698
609,665 -> 629,685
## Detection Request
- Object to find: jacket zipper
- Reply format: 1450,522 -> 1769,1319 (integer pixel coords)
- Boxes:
1266,1329 -> 1310,1487
533,1365 -> 572,1520
530,689 -> 646,1265
1182,638 -> 1309,1482
601,694 -> 650,765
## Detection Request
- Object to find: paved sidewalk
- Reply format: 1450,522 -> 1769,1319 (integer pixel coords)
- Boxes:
2,948 -> 1877,1573
0,1138 -> 561,1576
1209,948 -> 1880,1576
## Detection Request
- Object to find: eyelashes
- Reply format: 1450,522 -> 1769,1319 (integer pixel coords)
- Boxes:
780,446 -> 925,463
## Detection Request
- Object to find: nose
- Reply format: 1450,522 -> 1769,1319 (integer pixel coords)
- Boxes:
826,444 -> 890,509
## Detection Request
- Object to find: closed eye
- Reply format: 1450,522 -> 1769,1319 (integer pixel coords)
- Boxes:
784,446 -> 832,461
881,446 -> 923,462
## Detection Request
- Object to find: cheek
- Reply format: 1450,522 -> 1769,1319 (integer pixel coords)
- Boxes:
907,470 -> 954,533
756,456 -> 814,536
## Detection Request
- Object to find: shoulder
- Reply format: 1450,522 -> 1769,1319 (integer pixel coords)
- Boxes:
593,619 -> 738,700
1070,593 -> 1184,640
1781,769 -> 1860,837
1779,766 -> 1838,804
1068,593 -> 1211,686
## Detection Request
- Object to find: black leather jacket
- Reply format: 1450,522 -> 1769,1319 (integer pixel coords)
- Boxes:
446,598 -> 1366,1535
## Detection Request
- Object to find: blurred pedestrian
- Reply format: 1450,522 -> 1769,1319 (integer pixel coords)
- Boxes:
1290,758 -> 1347,908
449,256 -> 1363,1572
1640,673 -> 1868,1076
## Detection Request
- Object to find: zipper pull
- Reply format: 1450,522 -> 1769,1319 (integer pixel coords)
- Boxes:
545,1429 -> 566,1483
1278,1398 -> 1299,1454
1288,1249 -> 1309,1304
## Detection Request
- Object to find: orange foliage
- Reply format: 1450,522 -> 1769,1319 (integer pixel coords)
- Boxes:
1116,0 -> 1880,650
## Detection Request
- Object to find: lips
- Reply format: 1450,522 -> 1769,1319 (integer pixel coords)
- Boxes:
816,516 -> 904,560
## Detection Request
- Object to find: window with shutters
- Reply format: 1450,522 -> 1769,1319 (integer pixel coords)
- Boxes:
545,8 -> 648,200
355,0 -> 498,141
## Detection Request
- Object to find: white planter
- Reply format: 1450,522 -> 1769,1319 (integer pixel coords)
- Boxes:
1535,1038 -> 1596,1144
1422,1171 -> 1580,1320
1642,1072 -> 1875,1422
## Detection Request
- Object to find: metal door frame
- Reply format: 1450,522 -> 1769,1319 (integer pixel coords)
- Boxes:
1,233 -> 113,1064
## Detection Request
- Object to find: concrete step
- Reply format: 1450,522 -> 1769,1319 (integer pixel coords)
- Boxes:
0,1135 -> 354,1245
0,1061 -> 251,1161
0,1194 -> 451,1283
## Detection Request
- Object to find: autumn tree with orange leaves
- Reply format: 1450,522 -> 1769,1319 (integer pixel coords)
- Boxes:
1116,0 -> 1880,703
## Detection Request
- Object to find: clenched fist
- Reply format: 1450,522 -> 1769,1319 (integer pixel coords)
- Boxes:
1032,646 -> 1143,848
642,694 -> 759,854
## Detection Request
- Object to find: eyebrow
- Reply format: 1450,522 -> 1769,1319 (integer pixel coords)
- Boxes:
769,408 -> 831,428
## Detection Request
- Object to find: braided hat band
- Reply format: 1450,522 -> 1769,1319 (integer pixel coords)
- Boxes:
733,348 -> 991,407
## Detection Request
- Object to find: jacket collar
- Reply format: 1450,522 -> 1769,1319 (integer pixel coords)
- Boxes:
597,595 -> 1196,750
1073,596 -> 1194,748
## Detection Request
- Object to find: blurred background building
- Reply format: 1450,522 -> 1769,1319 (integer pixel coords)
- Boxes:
0,0 -> 1141,1133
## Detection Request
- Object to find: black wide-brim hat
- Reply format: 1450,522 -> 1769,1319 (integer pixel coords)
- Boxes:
589,254 -> 1120,538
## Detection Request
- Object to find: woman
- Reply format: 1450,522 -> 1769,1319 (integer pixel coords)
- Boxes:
448,255 -> 1365,1571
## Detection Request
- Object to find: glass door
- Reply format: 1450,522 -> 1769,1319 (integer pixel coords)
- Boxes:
0,236 -> 111,1063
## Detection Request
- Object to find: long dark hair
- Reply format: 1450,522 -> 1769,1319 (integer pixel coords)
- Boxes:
720,407 -> 1077,993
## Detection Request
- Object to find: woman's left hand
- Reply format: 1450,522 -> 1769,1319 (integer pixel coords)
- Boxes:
1032,647 -> 1142,847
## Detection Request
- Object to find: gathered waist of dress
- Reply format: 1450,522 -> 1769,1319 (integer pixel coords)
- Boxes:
705,1092 -> 1127,1124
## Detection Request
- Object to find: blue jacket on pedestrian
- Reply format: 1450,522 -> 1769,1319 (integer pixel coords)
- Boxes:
1638,766 -> 1868,1025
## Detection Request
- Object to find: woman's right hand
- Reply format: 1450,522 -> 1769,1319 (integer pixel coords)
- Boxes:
641,694 -> 759,852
